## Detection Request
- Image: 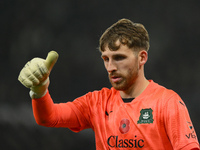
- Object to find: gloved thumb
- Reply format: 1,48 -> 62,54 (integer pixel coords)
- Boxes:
45,51 -> 59,73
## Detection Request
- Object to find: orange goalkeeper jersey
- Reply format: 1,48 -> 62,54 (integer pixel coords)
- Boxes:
32,80 -> 199,150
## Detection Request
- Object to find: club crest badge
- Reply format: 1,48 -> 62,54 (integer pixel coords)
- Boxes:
137,108 -> 154,124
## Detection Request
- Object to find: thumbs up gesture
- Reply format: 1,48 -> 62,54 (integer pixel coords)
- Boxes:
18,51 -> 59,98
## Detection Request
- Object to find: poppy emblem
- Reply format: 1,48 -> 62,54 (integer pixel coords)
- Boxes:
119,119 -> 130,134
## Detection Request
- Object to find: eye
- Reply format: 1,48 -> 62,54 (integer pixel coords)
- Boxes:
102,56 -> 109,62
114,55 -> 126,61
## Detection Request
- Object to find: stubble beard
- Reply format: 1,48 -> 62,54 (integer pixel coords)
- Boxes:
109,68 -> 139,91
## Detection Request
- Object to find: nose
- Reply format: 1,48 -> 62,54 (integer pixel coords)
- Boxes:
106,60 -> 117,73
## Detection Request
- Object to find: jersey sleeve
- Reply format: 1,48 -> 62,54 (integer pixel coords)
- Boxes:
164,92 -> 200,150
32,91 -> 84,130
67,92 -> 94,132
32,89 -> 101,133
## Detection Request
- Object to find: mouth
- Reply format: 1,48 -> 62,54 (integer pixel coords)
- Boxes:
110,75 -> 122,83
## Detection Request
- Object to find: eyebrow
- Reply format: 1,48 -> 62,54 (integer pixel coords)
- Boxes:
101,53 -> 127,58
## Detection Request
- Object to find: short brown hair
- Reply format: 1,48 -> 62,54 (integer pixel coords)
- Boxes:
99,18 -> 150,52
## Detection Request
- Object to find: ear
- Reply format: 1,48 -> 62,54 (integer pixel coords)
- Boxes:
138,50 -> 148,66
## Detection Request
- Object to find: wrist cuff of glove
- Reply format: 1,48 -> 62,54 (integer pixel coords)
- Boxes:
29,77 -> 49,99
30,89 -> 48,99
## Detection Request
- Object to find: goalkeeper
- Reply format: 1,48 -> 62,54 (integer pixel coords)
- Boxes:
18,19 -> 200,150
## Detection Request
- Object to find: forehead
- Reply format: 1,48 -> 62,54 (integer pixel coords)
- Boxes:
101,44 -> 134,57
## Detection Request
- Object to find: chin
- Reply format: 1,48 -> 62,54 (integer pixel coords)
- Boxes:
111,83 -> 128,91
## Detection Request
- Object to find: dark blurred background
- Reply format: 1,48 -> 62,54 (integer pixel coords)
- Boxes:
0,0 -> 200,149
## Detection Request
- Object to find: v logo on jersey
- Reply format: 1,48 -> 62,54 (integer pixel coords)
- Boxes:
137,108 -> 154,124
105,111 -> 113,116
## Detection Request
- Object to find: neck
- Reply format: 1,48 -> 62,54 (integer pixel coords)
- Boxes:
120,75 -> 149,99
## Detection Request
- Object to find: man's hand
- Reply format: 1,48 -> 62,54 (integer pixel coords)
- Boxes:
18,51 -> 59,98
